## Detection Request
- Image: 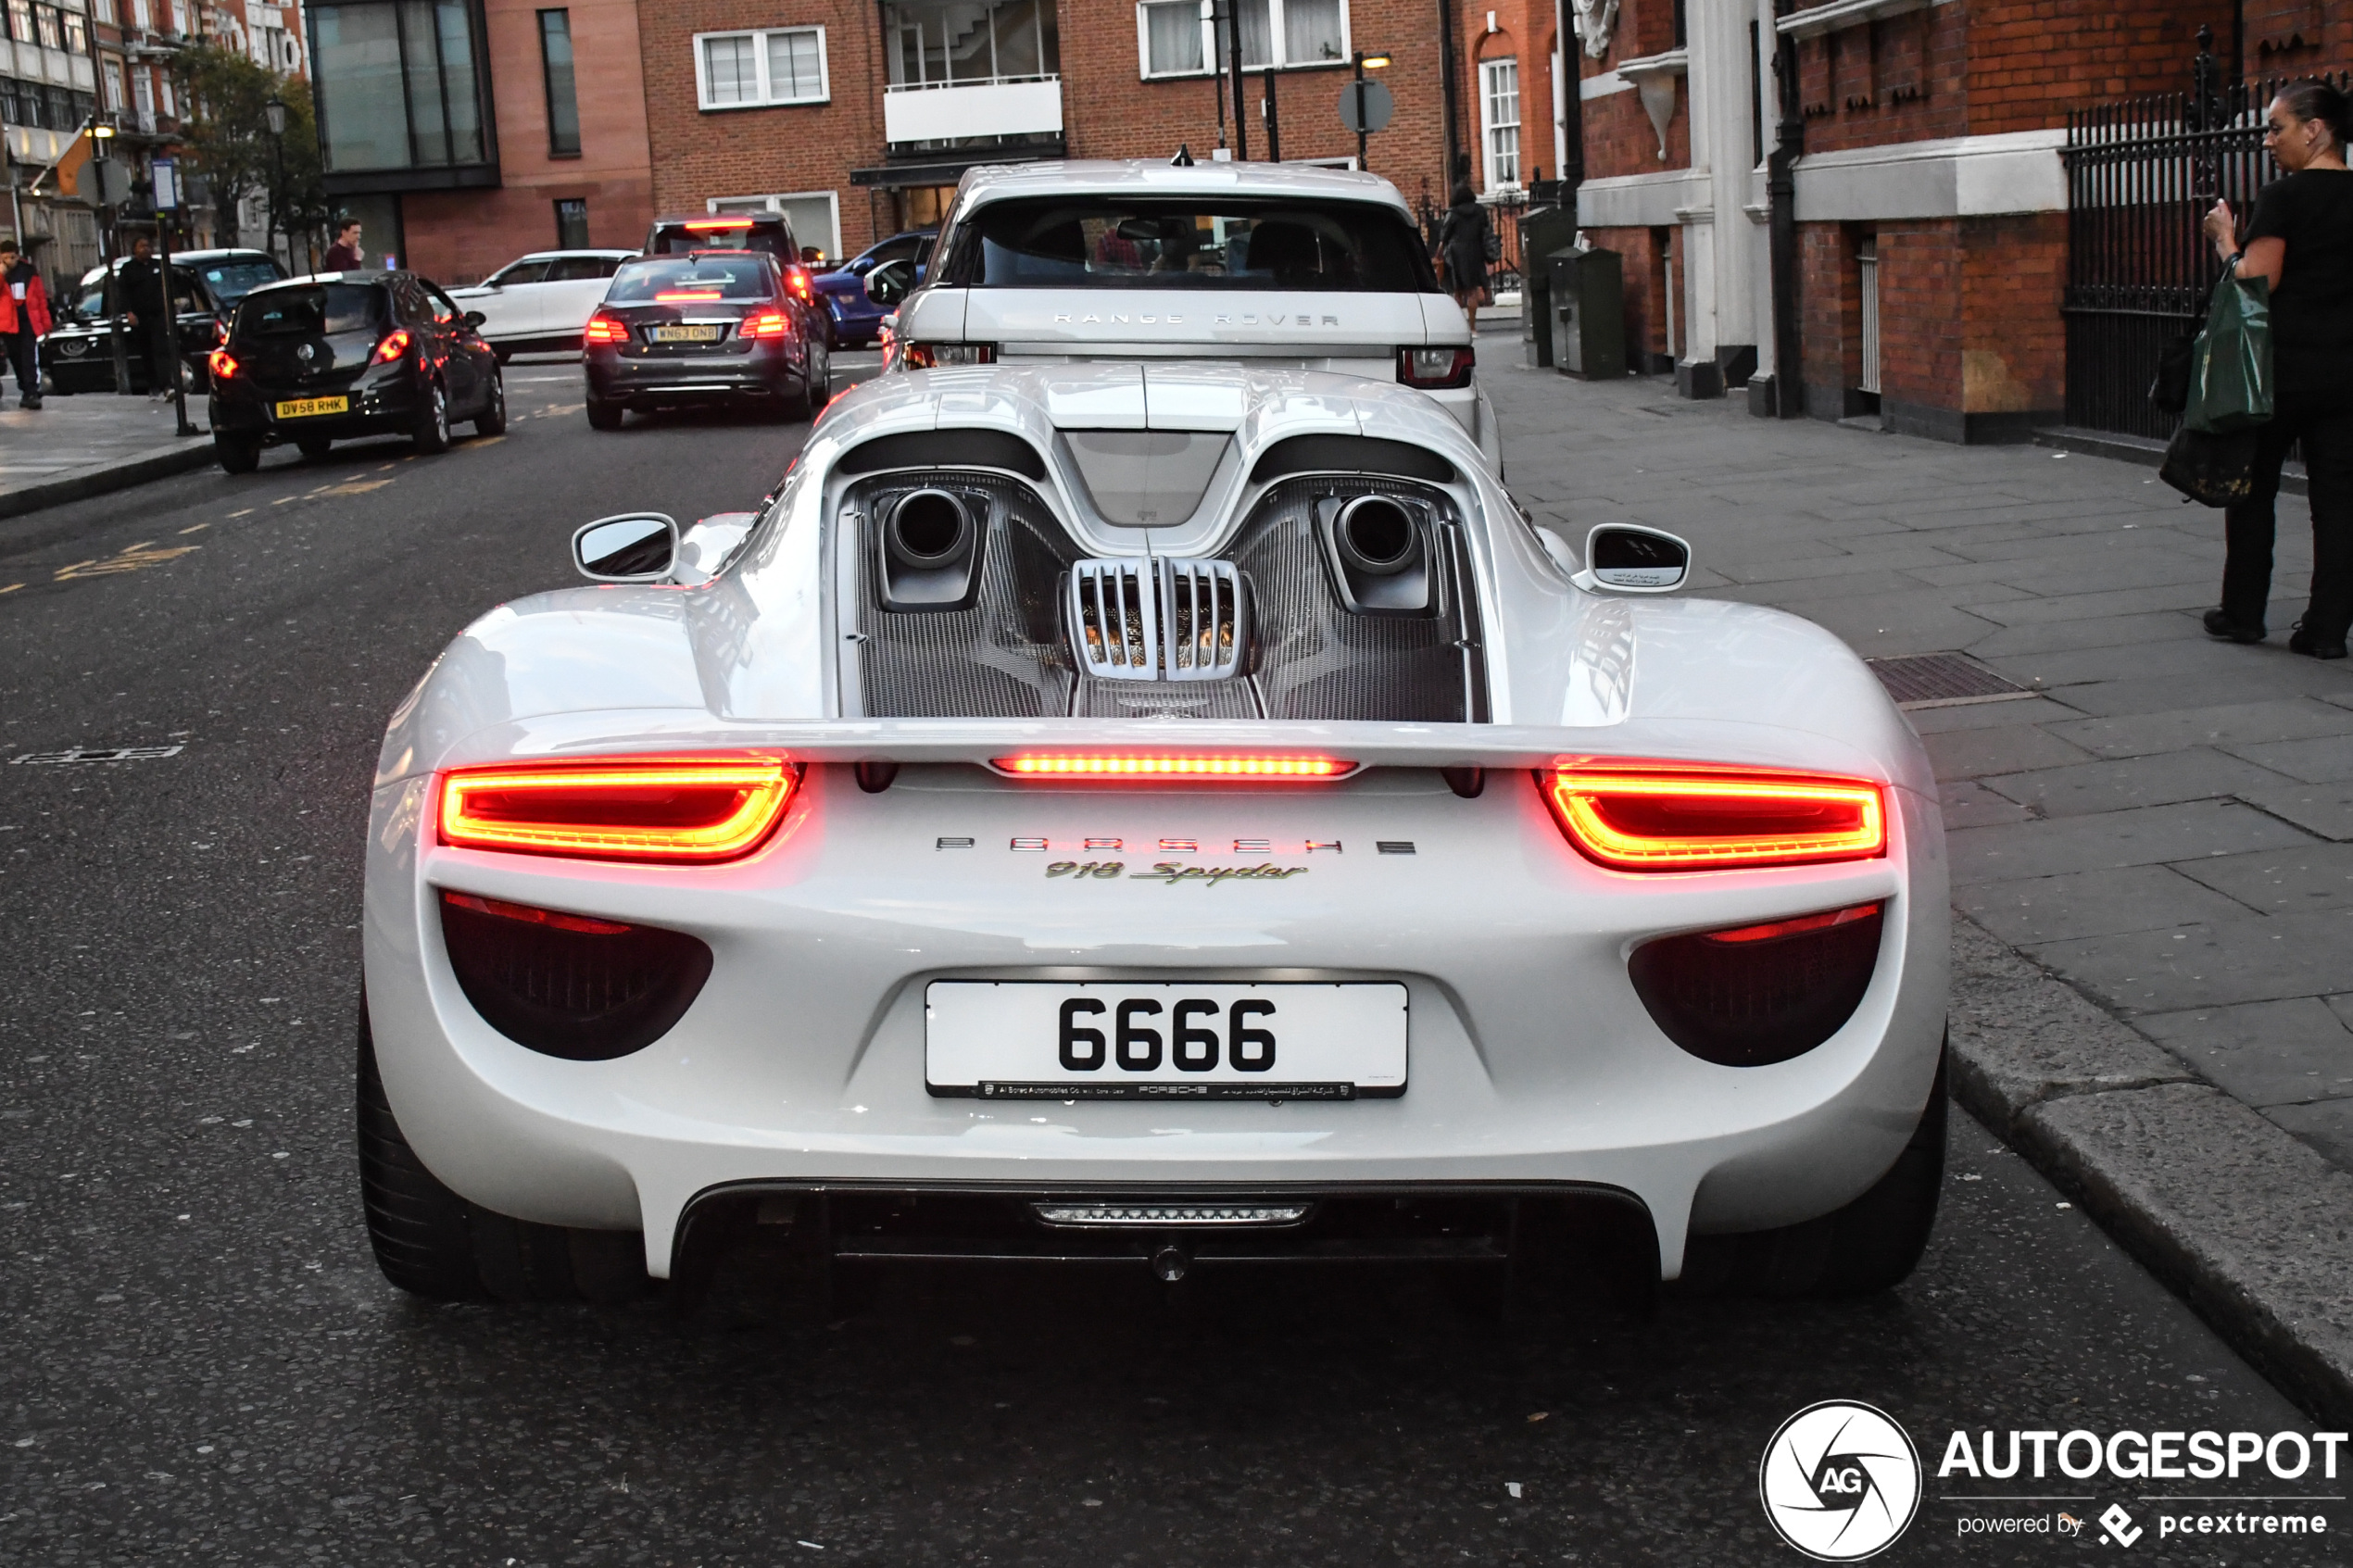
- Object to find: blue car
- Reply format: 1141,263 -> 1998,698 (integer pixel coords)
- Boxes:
812,229 -> 934,348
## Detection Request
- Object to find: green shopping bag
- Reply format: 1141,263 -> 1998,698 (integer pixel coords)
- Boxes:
2182,273 -> 2273,434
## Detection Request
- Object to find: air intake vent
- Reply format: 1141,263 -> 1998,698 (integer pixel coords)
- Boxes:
1067,558 -> 1249,682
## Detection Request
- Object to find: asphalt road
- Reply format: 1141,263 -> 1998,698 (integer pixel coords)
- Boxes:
0,366 -> 2340,1566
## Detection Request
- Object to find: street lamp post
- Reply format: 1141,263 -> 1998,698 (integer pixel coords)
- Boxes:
264,96 -> 288,276
91,117 -> 135,396
1350,51 -> 1391,172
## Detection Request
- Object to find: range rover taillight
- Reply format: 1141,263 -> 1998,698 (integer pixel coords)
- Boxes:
1397,346 -> 1475,389
902,342 -> 997,369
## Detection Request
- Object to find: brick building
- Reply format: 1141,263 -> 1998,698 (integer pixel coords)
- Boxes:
633,0 -> 1486,269
1568,0 -> 2315,442
307,0 -> 654,283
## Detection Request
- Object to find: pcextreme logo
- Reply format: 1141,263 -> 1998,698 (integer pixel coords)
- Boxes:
1760,1401 -> 1924,1561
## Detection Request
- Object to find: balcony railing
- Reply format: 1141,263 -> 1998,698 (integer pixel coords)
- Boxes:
882,72 -> 1062,145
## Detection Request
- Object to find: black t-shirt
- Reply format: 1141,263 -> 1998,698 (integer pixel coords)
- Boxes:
2246,168 -> 2353,395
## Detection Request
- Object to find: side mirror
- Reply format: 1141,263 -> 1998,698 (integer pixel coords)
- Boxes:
866,258 -> 913,307
1572,523 -> 1690,594
573,512 -> 678,583
461,309 -> 487,329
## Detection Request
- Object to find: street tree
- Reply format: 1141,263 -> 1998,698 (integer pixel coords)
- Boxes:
169,44 -> 322,254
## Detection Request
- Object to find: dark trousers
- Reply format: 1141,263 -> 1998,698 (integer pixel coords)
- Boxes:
145,320 -> 176,392
2,328 -> 34,401
2221,391 -> 2353,642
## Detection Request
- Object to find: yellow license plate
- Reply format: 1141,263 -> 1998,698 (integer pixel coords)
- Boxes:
652,324 -> 724,344
274,395 -> 349,420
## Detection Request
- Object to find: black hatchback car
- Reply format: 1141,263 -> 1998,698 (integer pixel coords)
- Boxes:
582,251 -> 829,428
208,272 -> 506,472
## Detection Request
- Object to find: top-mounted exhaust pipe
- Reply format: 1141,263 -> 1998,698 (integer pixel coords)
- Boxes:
877,488 -> 986,611
1316,494 -> 1438,615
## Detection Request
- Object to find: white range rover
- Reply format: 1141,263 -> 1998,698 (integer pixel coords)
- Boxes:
881,160 -> 1499,472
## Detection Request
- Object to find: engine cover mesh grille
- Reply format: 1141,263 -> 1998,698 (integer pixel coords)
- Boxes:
1231,478 -> 1484,723
850,471 -> 1080,718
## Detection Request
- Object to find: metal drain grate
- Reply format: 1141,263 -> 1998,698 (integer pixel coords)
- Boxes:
1865,652 -> 2035,710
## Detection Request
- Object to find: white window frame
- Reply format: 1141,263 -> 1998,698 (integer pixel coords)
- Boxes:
708,190 -> 842,263
695,26 -> 830,112
1478,56 -> 1521,193
1136,0 -> 1350,81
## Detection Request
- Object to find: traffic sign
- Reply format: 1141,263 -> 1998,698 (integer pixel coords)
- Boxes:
1339,78 -> 1393,134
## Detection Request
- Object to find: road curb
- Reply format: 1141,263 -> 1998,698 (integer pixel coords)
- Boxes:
0,438 -> 218,523
1945,913 -> 2353,1426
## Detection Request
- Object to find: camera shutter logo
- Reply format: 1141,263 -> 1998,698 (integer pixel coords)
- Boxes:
1758,1401 -> 1922,1561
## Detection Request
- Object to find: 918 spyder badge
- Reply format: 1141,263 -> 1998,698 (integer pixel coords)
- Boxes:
1045,860 -> 1308,885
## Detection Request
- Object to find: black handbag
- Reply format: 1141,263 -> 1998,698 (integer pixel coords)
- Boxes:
2158,424 -> 2259,507
2150,332 -> 2196,414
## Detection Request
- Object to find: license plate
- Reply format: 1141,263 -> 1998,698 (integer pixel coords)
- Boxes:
652,324 -> 724,344
273,395 -> 348,419
925,982 -> 1407,1099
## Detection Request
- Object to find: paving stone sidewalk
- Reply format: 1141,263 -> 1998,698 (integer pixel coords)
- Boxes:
0,386 -> 213,521
1489,354 -> 2353,1419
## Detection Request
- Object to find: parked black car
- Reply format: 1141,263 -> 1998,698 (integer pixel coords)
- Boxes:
41,248 -> 286,395
582,251 -> 829,429
207,271 -> 505,472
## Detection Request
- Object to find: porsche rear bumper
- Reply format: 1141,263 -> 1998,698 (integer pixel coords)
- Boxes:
362,761 -> 1949,1280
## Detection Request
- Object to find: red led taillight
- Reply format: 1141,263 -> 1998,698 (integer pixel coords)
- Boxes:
207,348 -> 239,380
682,218 -> 754,232
1397,345 -> 1476,389
1701,902 -> 1882,944
784,265 -> 813,301
371,328 -> 411,365
1541,764 -> 1886,872
436,758 -> 798,863
741,307 -> 790,339
584,312 -> 628,345
995,754 -> 1354,782
654,289 -> 724,304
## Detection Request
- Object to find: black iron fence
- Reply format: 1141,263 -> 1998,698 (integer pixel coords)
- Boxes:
2063,50 -> 2349,439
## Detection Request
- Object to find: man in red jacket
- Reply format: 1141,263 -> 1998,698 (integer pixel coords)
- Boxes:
0,236 -> 52,409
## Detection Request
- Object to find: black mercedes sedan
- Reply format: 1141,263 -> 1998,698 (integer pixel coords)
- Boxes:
207,271 -> 505,472
582,251 -> 829,429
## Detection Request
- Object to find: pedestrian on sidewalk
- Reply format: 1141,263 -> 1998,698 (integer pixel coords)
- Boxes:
0,236 -> 49,409
321,220 -> 364,273
1437,183 -> 1491,320
2201,79 -> 2353,659
119,236 -> 176,398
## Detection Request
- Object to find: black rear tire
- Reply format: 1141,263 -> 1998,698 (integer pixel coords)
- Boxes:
585,395 -> 623,431
358,997 -> 651,1303
1679,1040 -> 1948,1298
411,381 -> 452,455
474,370 -> 508,436
215,433 -> 261,474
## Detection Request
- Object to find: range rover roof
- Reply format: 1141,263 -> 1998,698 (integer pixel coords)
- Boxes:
952,159 -> 1413,217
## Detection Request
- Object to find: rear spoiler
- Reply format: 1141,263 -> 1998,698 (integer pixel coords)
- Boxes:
412,715 -> 1906,790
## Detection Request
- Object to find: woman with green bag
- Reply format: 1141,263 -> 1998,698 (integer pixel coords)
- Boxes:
2201,81 -> 2353,658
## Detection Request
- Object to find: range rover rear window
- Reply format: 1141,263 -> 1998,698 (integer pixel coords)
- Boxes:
941,196 -> 1440,293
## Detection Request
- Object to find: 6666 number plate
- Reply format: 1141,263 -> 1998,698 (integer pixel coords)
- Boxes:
925,982 -> 1408,1099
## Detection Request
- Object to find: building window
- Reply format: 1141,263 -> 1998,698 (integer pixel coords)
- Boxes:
1138,0 -> 1344,79
4,1 -> 30,44
538,8 -> 580,157
553,196 -> 589,249
709,191 -> 840,263
131,63 -> 154,131
312,0 -> 492,174
33,3 -> 62,49
1479,56 -> 1520,190
92,0 -> 112,21
101,56 -> 122,110
694,26 -> 827,111
885,0 -> 1055,87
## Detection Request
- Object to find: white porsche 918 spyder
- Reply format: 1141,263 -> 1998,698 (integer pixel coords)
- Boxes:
359,359 -> 1948,1306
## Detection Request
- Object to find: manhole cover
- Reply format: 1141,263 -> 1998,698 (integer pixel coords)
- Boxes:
1865,652 -> 2034,710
